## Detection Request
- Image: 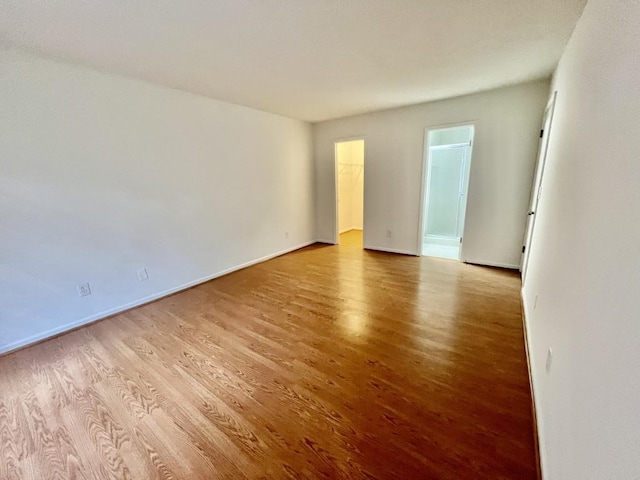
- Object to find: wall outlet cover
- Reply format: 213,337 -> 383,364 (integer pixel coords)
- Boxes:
137,268 -> 149,281
77,282 -> 91,297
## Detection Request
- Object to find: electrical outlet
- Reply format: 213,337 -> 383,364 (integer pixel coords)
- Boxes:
545,347 -> 553,372
386,230 -> 392,238
77,282 -> 91,297
534,294 -> 539,310
137,268 -> 149,282
285,231 -> 289,239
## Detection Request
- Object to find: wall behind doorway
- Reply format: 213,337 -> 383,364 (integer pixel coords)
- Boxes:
314,80 -> 550,266
424,147 -> 468,238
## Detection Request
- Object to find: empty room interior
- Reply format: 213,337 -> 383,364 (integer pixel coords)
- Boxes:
1,1 -> 639,479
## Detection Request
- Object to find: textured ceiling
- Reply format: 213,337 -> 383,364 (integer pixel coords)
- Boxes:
0,0 -> 586,122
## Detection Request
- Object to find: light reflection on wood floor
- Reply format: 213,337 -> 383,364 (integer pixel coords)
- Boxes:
0,230 -> 536,479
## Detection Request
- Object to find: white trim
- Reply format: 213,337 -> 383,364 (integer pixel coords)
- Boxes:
464,260 -> 521,270
339,227 -> 363,234
364,245 -> 420,256
417,128 -> 431,256
521,288 -> 548,480
0,240 -> 316,355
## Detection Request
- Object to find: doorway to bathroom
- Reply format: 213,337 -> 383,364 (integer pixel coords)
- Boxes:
420,125 -> 474,260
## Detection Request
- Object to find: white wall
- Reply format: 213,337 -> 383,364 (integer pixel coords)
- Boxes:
0,49 -> 315,353
522,1 -> 640,478
314,80 -> 550,264
336,140 -> 364,233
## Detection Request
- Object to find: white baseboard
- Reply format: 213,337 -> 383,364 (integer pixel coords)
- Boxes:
465,260 -> 521,270
0,240 -> 317,356
521,288 -> 547,480
364,245 -> 420,256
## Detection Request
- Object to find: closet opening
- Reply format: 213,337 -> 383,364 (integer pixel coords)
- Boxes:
419,125 -> 474,260
335,138 -> 365,246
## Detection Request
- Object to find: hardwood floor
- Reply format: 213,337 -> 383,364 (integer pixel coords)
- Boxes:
0,231 -> 536,479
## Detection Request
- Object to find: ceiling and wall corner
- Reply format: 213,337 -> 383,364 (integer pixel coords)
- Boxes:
0,0 -> 586,122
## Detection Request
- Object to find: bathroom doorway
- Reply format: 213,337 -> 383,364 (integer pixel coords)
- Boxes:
420,125 -> 474,260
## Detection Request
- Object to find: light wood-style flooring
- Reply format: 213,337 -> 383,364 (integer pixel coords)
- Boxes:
0,231 -> 536,479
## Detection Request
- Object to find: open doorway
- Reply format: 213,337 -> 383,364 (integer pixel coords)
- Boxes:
419,124 -> 474,260
335,139 -> 364,246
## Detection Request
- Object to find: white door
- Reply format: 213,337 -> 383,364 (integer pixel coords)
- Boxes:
521,92 -> 557,283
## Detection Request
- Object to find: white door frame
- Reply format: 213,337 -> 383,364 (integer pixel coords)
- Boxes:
334,136 -> 366,245
521,91 -> 557,283
417,123 -> 476,259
